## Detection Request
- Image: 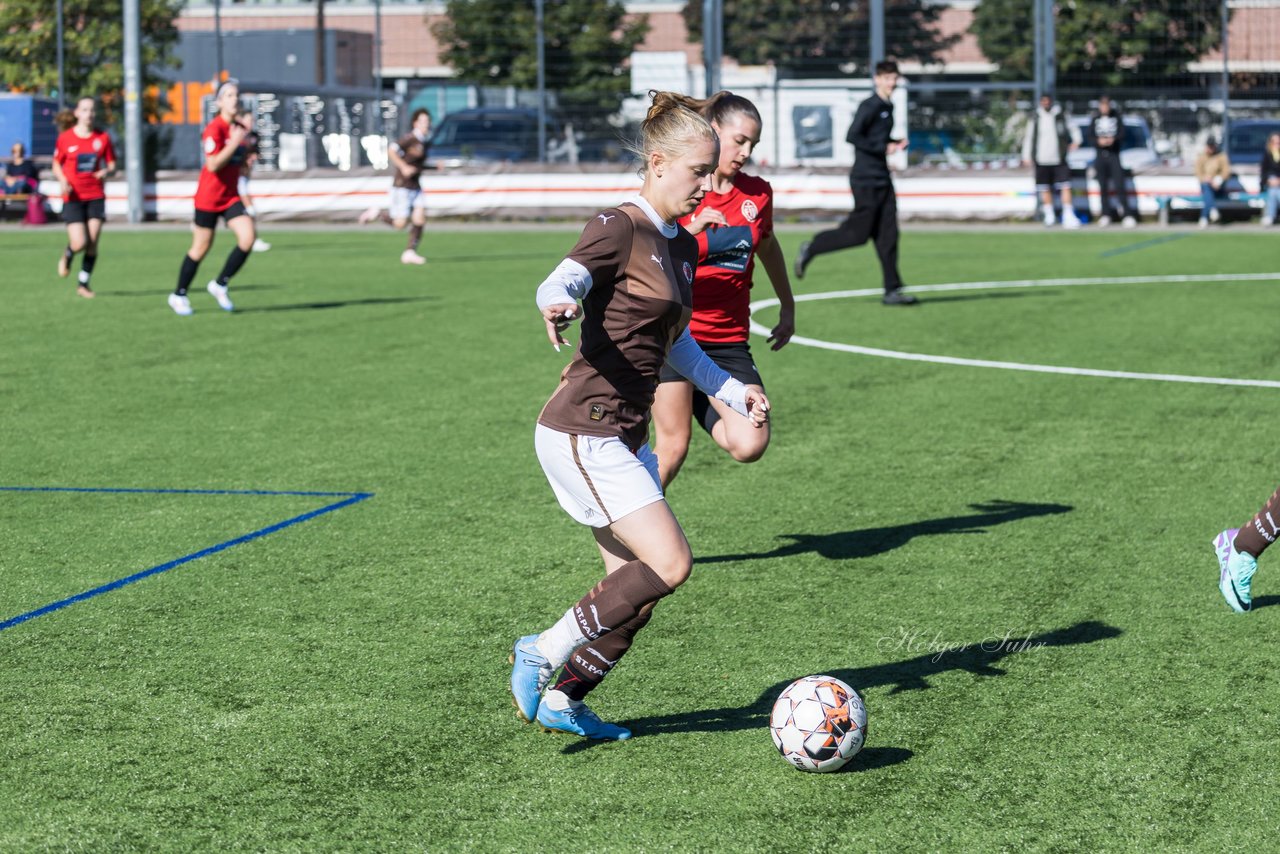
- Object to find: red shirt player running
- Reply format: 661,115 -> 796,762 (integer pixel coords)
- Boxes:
52,96 -> 116,298
652,91 -> 797,488
168,79 -> 258,316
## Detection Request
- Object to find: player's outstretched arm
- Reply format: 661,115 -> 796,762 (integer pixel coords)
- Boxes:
755,233 -> 795,350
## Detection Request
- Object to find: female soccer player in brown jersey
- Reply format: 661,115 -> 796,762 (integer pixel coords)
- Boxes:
652,91 -> 797,488
509,92 -> 770,740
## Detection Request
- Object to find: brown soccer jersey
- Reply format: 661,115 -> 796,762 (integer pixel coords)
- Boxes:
538,203 -> 699,451
392,132 -> 429,189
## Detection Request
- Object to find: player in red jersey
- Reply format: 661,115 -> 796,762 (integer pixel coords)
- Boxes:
168,80 -> 257,316
51,97 -> 116,298
652,91 -> 797,488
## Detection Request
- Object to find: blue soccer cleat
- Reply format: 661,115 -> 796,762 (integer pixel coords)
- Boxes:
536,699 -> 632,741
509,634 -> 552,722
1215,528 -> 1258,613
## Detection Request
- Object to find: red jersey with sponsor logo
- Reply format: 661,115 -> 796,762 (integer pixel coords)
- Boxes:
194,115 -> 244,212
53,128 -> 115,202
678,173 -> 773,343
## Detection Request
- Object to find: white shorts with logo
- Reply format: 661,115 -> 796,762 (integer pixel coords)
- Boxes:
388,186 -> 426,221
534,423 -> 664,528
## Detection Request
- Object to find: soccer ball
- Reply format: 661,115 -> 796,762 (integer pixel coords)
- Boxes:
769,675 -> 867,773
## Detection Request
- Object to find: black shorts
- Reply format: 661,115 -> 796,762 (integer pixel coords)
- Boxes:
62,198 -> 106,224
193,201 -> 248,229
1034,163 -> 1072,190
659,340 -> 764,388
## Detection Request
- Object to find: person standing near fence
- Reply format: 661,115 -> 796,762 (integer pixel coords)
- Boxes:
793,60 -> 917,305
52,97 -> 116,299
1089,96 -> 1135,228
1260,133 -> 1280,227
1022,94 -> 1082,228
168,80 -> 256,316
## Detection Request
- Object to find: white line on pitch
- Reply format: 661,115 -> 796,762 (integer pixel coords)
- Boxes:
748,273 -> 1280,388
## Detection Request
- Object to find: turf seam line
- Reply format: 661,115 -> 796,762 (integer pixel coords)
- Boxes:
0,488 -> 374,633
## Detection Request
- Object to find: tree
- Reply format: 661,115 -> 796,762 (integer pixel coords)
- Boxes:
0,0 -> 182,122
433,0 -> 648,123
682,0 -> 957,78
973,0 -> 1226,90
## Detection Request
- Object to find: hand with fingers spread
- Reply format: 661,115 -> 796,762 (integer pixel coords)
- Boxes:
767,306 -> 795,351
542,303 -> 579,352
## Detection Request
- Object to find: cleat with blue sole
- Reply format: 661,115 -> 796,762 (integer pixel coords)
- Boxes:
537,701 -> 632,740
509,634 -> 552,722
1215,528 -> 1258,613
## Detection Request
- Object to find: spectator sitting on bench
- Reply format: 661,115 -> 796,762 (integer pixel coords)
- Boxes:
2,142 -> 39,194
1261,133 -> 1280,227
1195,138 -> 1233,228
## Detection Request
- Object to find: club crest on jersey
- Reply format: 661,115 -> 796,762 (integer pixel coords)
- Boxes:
740,199 -> 758,222
92,138 -> 102,152
682,261 -> 694,284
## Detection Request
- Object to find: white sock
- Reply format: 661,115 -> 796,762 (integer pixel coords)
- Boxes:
78,271 -> 90,285
542,689 -> 579,712
535,607 -> 587,669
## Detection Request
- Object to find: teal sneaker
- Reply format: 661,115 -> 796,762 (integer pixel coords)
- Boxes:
509,635 -> 552,722
536,699 -> 632,741
1215,528 -> 1258,613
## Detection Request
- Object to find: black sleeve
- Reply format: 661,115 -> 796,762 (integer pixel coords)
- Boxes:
846,98 -> 878,153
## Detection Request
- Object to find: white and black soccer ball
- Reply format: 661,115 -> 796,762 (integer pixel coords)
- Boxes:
769,675 -> 867,773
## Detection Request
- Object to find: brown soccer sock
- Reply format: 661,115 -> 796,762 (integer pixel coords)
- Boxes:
537,560 -> 673,670
1234,483 -> 1280,558
551,605 -> 655,701
573,561 -> 670,642
407,224 -> 424,251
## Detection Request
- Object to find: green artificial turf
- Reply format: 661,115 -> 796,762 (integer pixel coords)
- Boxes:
2,224 -> 1278,851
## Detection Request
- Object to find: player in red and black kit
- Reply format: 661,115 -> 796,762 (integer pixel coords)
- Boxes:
653,91 -> 797,488
52,97 -> 116,298
168,80 -> 257,316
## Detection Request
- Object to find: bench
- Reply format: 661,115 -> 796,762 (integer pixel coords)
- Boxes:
0,193 -> 32,219
1155,187 -> 1265,225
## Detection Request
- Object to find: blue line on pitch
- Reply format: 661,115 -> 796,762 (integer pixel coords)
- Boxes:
0,488 -> 374,633
1100,233 -> 1189,258
0,486 -> 361,497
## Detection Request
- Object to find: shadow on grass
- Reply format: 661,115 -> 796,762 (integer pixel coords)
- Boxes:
1246,594 -> 1280,611
100,283 -> 285,298
908,289 -> 1062,305
695,499 -> 1073,566
234,295 -> 438,313
559,620 -> 1121,761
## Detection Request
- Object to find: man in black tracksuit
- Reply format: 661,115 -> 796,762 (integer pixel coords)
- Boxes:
1089,96 -> 1134,226
794,60 -> 916,305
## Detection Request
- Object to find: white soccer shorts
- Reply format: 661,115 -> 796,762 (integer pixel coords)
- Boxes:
388,186 -> 426,221
534,423 -> 664,528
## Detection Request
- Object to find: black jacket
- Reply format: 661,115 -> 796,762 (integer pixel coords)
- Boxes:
1261,148 -> 1280,185
1088,112 -> 1125,154
847,92 -> 897,184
